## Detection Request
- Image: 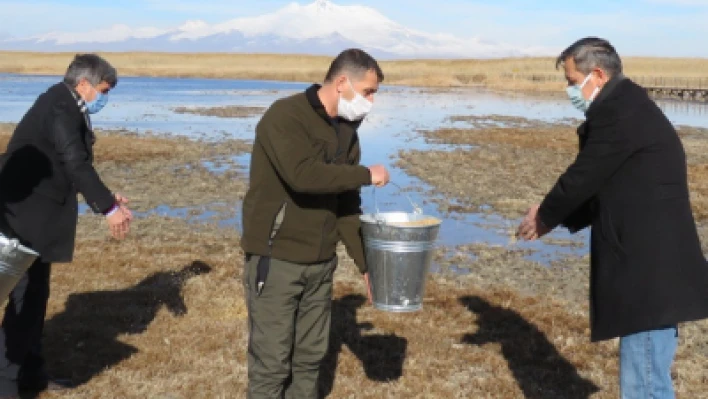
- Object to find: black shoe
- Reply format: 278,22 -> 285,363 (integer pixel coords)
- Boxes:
17,370 -> 72,393
44,379 -> 73,391
0,377 -> 18,398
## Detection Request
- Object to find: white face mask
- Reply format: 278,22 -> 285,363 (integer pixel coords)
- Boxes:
337,79 -> 372,121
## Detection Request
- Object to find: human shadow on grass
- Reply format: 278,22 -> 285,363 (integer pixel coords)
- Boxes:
39,261 -> 212,389
318,294 -> 408,398
459,295 -> 599,399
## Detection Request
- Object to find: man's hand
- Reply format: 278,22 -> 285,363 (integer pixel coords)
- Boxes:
114,193 -> 129,205
363,272 -> 373,305
516,204 -> 552,241
106,206 -> 132,240
119,204 -> 133,222
368,165 -> 390,187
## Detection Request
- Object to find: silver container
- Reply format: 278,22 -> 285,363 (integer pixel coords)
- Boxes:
360,212 -> 441,312
0,234 -> 39,301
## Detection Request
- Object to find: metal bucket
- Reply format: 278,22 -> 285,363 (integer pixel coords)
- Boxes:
0,234 -> 39,301
360,212 -> 441,312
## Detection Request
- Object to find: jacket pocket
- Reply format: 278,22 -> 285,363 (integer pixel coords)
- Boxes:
33,186 -> 67,204
273,198 -> 331,259
600,208 -> 625,260
655,183 -> 686,200
268,202 -> 287,246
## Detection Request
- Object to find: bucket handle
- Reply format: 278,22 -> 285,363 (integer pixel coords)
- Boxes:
371,187 -> 385,225
371,182 -> 423,221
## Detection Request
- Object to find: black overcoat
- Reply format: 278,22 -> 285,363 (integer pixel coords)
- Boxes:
539,77 -> 708,341
0,83 -> 115,262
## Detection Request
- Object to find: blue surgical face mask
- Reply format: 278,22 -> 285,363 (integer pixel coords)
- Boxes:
86,89 -> 109,114
566,73 -> 599,113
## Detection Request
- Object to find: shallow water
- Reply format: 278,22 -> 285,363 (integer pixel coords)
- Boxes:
5,74 -> 708,266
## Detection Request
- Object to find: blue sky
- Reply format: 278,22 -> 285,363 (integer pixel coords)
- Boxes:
1,0 -> 708,57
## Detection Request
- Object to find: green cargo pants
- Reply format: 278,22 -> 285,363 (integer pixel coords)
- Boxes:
243,254 -> 337,399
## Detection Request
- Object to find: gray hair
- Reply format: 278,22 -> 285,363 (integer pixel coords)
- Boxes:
63,54 -> 118,88
556,37 -> 623,77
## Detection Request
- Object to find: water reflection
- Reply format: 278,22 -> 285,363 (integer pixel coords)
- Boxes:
655,99 -> 708,119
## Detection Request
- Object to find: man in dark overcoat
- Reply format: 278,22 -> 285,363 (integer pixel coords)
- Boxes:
0,54 -> 132,398
517,37 -> 708,398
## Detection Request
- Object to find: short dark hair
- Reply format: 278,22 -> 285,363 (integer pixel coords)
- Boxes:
556,37 -> 623,77
324,48 -> 384,83
63,54 -> 118,88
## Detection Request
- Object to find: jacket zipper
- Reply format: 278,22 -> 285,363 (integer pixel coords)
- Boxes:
345,132 -> 357,164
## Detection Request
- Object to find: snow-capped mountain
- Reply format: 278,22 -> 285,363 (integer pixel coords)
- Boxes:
0,0 -> 553,58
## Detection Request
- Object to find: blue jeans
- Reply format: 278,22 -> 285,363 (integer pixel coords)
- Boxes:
619,326 -> 678,399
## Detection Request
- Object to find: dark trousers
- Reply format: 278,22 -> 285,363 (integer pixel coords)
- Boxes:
244,255 -> 337,399
0,259 -> 50,395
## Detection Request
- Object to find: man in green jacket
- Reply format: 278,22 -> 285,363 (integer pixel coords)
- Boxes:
240,48 -> 390,398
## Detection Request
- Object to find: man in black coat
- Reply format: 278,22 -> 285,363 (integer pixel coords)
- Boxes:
517,37 -> 708,398
0,54 -> 133,398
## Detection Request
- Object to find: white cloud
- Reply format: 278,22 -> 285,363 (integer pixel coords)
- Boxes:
28,25 -> 170,44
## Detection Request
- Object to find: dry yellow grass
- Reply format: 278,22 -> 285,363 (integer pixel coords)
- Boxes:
0,123 -> 252,212
0,123 -> 13,149
397,119 -> 578,218
0,121 -> 706,397
2,51 -> 708,93
0,123 -> 196,163
398,116 -> 708,224
32,215 -> 708,398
